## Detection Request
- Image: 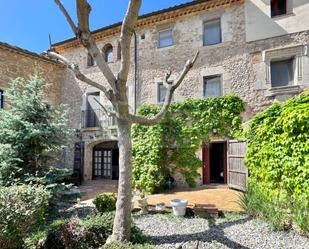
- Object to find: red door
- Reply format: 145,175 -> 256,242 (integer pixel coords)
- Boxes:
202,142 -> 227,184
202,145 -> 210,184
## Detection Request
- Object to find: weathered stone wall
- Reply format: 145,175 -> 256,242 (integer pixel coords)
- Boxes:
0,46 -> 64,106
55,2 -> 309,181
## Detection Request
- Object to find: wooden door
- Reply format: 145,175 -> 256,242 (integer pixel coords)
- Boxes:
202,145 -> 210,184
227,140 -> 248,191
202,142 -> 227,184
93,149 -> 112,179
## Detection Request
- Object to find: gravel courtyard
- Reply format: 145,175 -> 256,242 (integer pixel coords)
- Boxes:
134,213 -> 309,249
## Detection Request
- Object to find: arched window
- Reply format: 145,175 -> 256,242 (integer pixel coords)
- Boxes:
87,53 -> 96,67
0,89 -> 3,109
102,44 -> 113,63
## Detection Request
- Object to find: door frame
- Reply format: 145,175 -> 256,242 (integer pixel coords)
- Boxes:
202,141 -> 227,184
92,148 -> 113,179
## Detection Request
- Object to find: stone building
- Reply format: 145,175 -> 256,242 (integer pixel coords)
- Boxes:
1,0 -> 309,188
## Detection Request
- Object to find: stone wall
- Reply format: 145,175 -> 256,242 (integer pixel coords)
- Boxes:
54,2 -> 309,182
0,45 -> 64,106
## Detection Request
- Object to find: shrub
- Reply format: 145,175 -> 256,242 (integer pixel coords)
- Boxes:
0,184 -> 50,249
25,212 -> 148,249
81,212 -> 115,248
103,242 -> 155,249
245,90 -> 309,233
93,193 -> 117,213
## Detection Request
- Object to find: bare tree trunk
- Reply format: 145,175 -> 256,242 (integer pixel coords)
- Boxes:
49,0 -> 199,243
110,118 -> 133,241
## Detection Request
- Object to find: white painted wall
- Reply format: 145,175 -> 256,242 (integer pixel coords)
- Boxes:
245,0 -> 309,42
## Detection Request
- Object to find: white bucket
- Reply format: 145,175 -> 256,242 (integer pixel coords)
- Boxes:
170,199 -> 188,216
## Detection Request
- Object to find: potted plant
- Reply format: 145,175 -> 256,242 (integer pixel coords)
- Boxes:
170,199 -> 188,216
136,190 -> 148,214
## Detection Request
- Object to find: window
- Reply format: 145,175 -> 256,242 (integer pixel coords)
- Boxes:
158,83 -> 167,103
0,90 -> 3,109
271,0 -> 287,17
87,53 -> 96,67
103,44 -> 113,63
158,29 -> 173,48
203,76 -> 222,98
270,59 -> 294,87
157,82 -> 173,103
203,19 -> 221,46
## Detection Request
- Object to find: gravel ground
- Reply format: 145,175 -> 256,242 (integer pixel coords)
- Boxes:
134,213 -> 309,249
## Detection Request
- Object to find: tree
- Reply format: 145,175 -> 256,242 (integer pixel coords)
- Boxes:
0,73 -> 69,184
47,0 -> 198,242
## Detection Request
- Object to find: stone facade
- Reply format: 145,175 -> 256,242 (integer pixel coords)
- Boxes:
52,0 -> 309,184
1,0 -> 308,186
0,42 -> 64,106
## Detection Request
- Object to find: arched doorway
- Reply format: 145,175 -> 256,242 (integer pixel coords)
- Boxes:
93,141 -> 119,180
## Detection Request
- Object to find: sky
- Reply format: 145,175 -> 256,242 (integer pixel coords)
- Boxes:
0,0 -> 190,53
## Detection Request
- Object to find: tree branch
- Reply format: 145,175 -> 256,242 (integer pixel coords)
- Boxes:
54,0 -> 78,33
129,51 -> 199,125
45,51 -> 115,101
93,97 -> 117,117
54,0 -> 118,92
117,0 -> 142,89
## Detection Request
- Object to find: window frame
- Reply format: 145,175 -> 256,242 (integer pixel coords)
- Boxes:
158,29 -> 174,49
0,89 -> 3,109
87,53 -> 96,67
203,19 -> 222,46
157,81 -> 173,103
270,58 -> 295,88
203,75 -> 222,98
105,47 -> 114,63
271,0 -> 287,18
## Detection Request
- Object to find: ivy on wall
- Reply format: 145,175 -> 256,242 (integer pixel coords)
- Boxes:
132,95 -> 245,193
245,89 -> 309,204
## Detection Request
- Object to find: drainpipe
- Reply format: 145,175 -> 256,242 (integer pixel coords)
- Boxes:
133,30 -> 138,114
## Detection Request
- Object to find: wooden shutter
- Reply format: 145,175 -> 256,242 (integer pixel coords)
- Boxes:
73,142 -> 84,184
227,140 -> 248,191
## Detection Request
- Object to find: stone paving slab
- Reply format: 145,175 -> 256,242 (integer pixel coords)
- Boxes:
79,181 -> 242,212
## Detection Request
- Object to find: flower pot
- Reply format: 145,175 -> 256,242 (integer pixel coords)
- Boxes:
138,197 -> 148,214
170,199 -> 188,216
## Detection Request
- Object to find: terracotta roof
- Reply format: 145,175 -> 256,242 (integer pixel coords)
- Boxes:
0,41 -> 62,65
53,0 -> 243,48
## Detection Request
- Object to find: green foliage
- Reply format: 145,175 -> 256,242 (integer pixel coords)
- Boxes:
0,73 -> 70,185
245,90 -> 309,233
81,212 -> 115,248
0,184 -> 51,249
103,242 -> 155,249
93,193 -> 117,213
132,95 -> 245,193
24,212 -> 149,249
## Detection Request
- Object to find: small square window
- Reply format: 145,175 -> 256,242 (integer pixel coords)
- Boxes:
271,59 -> 294,87
203,19 -> 221,46
203,76 -> 222,98
271,0 -> 287,17
158,29 -> 173,48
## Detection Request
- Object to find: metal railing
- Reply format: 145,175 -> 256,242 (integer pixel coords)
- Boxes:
81,109 -> 117,129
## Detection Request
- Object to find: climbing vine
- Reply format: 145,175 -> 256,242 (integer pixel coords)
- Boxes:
132,95 -> 245,193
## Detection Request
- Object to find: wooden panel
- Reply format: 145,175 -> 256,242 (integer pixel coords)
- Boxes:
227,140 -> 248,191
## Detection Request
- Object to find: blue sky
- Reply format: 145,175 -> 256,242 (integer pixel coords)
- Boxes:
0,0 -> 190,53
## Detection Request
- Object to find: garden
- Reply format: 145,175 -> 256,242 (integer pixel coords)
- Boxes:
0,74 -> 308,249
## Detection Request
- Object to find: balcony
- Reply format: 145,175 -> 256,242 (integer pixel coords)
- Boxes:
81,109 -> 117,129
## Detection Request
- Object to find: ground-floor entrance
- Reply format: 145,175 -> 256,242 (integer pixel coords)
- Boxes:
202,141 -> 227,184
93,141 -> 119,180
